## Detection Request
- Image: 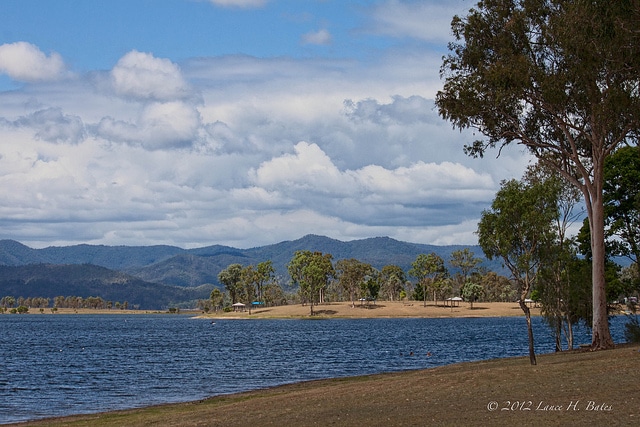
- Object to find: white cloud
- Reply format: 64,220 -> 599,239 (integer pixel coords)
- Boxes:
302,29 -> 332,46
251,141 -> 496,228
111,50 -> 191,101
368,0 -> 469,43
0,9 -> 534,249
0,42 -> 67,82
206,0 -> 267,8
251,142 -> 351,194
96,101 -> 201,149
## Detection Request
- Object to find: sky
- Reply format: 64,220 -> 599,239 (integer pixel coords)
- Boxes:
0,0 -> 533,250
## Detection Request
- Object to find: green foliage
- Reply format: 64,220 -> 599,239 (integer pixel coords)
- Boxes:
288,251 -> 335,315
461,282 -> 485,309
379,265 -> 407,301
409,253 -> 448,306
218,264 -> 244,304
437,0 -> 639,350
210,288 -> 224,309
361,276 -> 380,301
449,248 -> 482,293
479,272 -> 516,302
478,178 -> 558,297
336,258 -> 375,306
603,146 -> 640,266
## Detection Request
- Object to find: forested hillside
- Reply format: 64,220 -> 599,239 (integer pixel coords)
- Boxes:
0,235 -> 499,309
0,264 -> 213,309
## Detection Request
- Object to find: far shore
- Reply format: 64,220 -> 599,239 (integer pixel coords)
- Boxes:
201,300 -> 541,319
12,301 -> 543,318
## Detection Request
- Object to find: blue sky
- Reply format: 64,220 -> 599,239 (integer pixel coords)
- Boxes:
0,0 -> 533,249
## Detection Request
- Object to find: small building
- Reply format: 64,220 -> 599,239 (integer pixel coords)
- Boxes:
445,297 -> 463,307
232,302 -> 246,312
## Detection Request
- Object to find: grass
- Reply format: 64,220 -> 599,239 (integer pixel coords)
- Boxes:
10,344 -> 640,427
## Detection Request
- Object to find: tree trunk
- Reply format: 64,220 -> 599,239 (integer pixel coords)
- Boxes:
555,316 -> 562,352
588,181 -> 615,350
519,299 -> 537,365
423,283 -> 427,307
566,316 -> 574,350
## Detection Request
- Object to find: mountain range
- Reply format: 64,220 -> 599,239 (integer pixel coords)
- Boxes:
0,235 -> 497,309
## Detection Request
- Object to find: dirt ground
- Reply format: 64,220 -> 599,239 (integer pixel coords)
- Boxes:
28,301 -> 541,318
204,300 -> 541,319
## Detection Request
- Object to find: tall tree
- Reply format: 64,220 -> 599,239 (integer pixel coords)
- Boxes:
287,251 -> 335,316
218,263 -> 243,304
210,288 -> 224,311
409,253 -> 447,307
480,272 -> 516,302
379,265 -> 407,301
478,178 -> 559,365
436,0 -> 640,350
449,248 -> 482,294
254,261 -> 276,304
336,259 -> 375,307
240,265 -> 258,314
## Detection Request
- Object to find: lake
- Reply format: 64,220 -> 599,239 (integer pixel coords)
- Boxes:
0,314 -> 629,424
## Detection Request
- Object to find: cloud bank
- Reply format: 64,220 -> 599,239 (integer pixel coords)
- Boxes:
0,1 -> 532,249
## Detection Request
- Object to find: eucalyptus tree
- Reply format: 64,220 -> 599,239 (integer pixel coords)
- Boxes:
436,0 -> 640,349
449,248 -> 482,294
478,178 -> 559,365
254,261 -> 276,304
461,281 -> 485,309
380,265 -> 407,301
287,251 -> 335,316
240,265 -> 258,314
217,263 -> 243,304
409,253 -> 447,307
336,258 -> 375,307
210,288 -> 224,311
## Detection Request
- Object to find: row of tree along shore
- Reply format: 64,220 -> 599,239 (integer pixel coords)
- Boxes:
0,295 -> 133,314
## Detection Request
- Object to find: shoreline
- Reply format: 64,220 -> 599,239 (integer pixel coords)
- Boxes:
2,301 -> 543,319
9,343 -> 639,426
200,301 -> 542,320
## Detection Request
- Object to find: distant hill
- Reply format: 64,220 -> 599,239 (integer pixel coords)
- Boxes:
0,235 -> 499,289
0,240 -> 185,270
0,235 -> 507,309
0,264 -> 212,310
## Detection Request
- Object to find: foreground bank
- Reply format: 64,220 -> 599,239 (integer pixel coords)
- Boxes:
10,344 -> 639,427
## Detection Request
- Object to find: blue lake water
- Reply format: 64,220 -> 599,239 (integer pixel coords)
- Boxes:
0,314 -> 629,424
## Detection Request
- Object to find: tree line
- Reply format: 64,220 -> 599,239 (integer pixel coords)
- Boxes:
213,248 -> 519,315
0,295 -> 132,313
